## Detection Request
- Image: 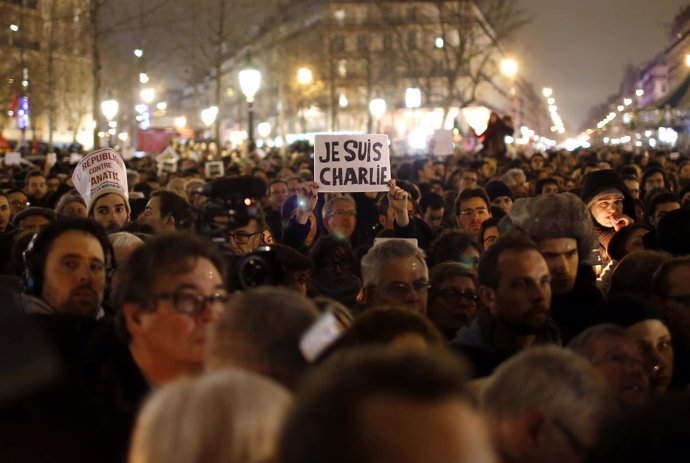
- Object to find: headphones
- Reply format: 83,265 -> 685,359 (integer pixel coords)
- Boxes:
23,225 -> 117,297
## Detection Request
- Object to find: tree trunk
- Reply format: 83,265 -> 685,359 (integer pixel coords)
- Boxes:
46,0 -> 57,152
91,0 -> 101,149
213,0 -> 225,154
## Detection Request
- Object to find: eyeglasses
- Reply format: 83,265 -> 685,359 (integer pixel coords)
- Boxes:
436,289 -> 478,304
665,294 -> 690,306
153,291 -> 230,315
10,200 -> 30,208
228,231 -> 265,244
329,210 -> 356,218
459,208 -> 488,217
380,281 -> 430,298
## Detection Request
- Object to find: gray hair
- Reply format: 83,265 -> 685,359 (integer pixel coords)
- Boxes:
567,324 -> 629,359
509,193 -> 598,263
129,368 -> 292,463
321,195 -> 356,221
501,168 -> 526,187
361,239 -> 427,287
482,346 -> 610,431
109,232 -> 144,249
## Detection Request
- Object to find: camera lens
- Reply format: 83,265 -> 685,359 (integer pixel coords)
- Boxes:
239,256 -> 267,288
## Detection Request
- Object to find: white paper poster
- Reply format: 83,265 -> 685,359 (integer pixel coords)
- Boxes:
314,134 -> 391,193
431,129 -> 453,156
4,152 -> 21,165
71,148 -> 128,206
205,161 -> 224,179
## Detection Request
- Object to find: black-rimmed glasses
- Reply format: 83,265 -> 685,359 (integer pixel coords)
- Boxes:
153,291 -> 230,315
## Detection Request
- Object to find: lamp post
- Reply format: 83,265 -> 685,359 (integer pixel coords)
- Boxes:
239,55 -> 261,148
101,97 -> 119,147
369,98 -> 386,133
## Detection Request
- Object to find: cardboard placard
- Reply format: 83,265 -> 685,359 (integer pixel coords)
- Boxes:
71,148 -> 128,207
314,134 -> 391,193
156,146 -> 180,163
204,161 -> 224,179
5,152 -> 21,166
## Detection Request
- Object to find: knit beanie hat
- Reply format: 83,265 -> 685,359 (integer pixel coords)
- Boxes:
656,208 -> 690,256
581,170 -> 635,219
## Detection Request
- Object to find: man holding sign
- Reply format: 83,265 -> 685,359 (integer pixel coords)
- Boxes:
72,148 -> 131,233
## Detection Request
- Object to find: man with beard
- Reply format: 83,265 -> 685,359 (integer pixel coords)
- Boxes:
16,218 -> 113,319
451,232 -> 561,377
89,192 -> 131,233
509,193 -> 602,341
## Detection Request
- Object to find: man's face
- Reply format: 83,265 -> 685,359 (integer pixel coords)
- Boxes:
649,201 -> 680,228
46,177 -> 60,194
8,191 -> 29,217
61,201 -> 87,219
269,182 -> 289,211
510,174 -> 529,197
482,249 -> 551,335
41,230 -> 106,317
658,264 -> 690,346
358,397 -> 496,463
531,156 -> 544,171
366,256 -> 429,314
541,183 -> 559,195
127,257 -> 225,366
26,175 -> 47,199
589,194 -> 624,228
227,218 -> 265,255
490,196 -> 513,214
422,207 -> 445,232
456,196 -> 490,238
623,179 -> 640,200
325,199 -> 357,240
589,335 -> 649,408
140,196 -> 169,232
538,237 -> 578,295
420,161 -> 436,182
0,196 -> 10,232
92,193 -> 130,233
18,215 -> 52,233
458,171 -> 478,191
644,172 -> 665,192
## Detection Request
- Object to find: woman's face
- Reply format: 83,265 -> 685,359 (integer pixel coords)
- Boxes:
428,275 -> 478,338
589,194 -> 624,228
626,319 -> 674,395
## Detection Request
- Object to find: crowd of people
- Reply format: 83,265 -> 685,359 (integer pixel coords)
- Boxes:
1,141 -> 690,462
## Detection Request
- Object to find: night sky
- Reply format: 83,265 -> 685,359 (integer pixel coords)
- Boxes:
516,0 -> 689,133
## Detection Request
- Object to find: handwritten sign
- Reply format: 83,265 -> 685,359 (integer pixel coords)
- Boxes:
314,134 -> 390,193
72,148 -> 128,207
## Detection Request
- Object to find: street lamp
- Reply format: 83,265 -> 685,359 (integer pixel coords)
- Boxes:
369,98 -> 386,133
200,106 -> 218,129
174,116 -> 187,130
500,58 -> 518,78
405,87 -> 421,109
101,97 -> 119,147
239,55 -> 261,146
297,67 -> 313,86
542,87 -> 553,98
140,87 -> 155,104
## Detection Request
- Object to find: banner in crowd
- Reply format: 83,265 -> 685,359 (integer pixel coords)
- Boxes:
314,134 -> 391,193
72,148 -> 128,206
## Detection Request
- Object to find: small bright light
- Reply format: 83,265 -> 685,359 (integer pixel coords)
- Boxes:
140,87 -> 155,103
244,198 -> 252,206
405,87 -> 421,108
134,49 -> 143,58
98,131 -> 106,138
435,37 -> 444,48
174,116 -> 186,129
542,87 -> 553,98
500,58 -> 518,77
603,137 -> 610,144
636,89 -> 644,97
257,122 -> 271,138
296,67 -> 313,85
101,98 -> 119,121
617,105 -> 624,111
108,128 -> 116,135
339,94 -> 348,108
645,130 -> 653,137
10,24 -> 19,32
624,98 -> 632,106
620,135 -> 632,143
135,104 -> 147,114
118,132 -> 129,142
547,97 -> 555,105
239,62 -> 262,102
505,135 -> 514,144
139,72 -> 149,84
407,129 -> 428,151
635,141 -> 642,147
686,54 -> 690,67
649,138 -> 657,148
156,101 -> 167,111
369,98 -> 387,119
108,121 -> 117,128
200,106 -> 218,127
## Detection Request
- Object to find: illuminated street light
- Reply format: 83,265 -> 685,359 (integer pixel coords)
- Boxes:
500,58 -> 518,77
139,72 -> 149,84
686,54 -> 690,67
542,87 -> 553,98
239,54 -> 262,144
636,89 -> 644,97
101,98 -> 119,122
257,122 -> 272,139
547,97 -> 555,105
134,49 -> 143,58
435,37 -> 444,48
174,116 -> 187,129
624,98 -> 632,106
617,105 -> 625,111
140,87 -> 155,103
10,24 -> 19,32
405,87 -> 421,109
156,101 -> 167,111
296,67 -> 313,85
369,98 -> 386,132
339,93 -> 349,108
200,106 -> 218,127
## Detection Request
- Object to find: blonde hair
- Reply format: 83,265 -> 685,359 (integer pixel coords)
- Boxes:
129,368 -> 292,463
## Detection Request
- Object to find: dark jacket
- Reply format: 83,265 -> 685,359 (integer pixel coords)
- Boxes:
550,264 -> 603,343
450,307 -> 562,378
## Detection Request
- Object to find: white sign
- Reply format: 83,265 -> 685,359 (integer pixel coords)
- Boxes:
431,129 -> 453,155
205,161 -> 224,179
5,152 -> 21,166
46,152 -> 57,166
158,159 -> 178,177
72,148 -> 128,207
314,134 -> 391,193
156,146 -> 180,163
69,153 -> 83,164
